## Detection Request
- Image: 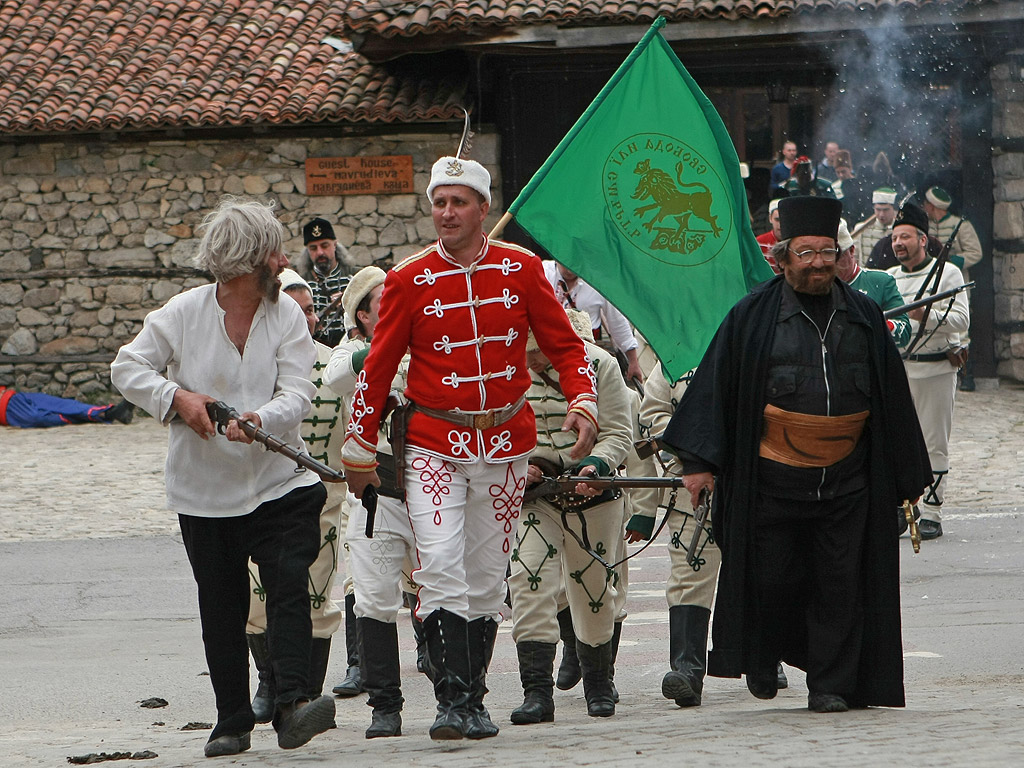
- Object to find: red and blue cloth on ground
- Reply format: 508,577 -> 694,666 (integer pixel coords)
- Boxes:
0,386 -> 116,428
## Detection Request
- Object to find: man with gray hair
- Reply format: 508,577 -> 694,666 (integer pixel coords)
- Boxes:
111,198 -> 336,757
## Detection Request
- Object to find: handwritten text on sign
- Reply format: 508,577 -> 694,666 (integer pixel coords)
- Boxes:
305,156 -> 414,196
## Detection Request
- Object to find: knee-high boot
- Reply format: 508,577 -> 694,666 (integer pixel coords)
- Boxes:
247,633 -> 275,724
555,607 -> 581,690
510,641 -> 556,725
464,617 -> 499,739
409,597 -> 431,678
423,608 -> 472,740
358,617 -> 403,738
308,637 -> 331,699
332,593 -> 364,696
577,639 -> 615,717
609,621 -> 623,704
661,605 -> 710,708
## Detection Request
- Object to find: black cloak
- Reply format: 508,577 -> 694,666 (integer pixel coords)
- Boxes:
661,274 -> 933,707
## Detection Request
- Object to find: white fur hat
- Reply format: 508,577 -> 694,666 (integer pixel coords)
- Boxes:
426,156 -> 491,204
278,268 -> 311,294
342,265 -> 387,327
837,218 -> 854,252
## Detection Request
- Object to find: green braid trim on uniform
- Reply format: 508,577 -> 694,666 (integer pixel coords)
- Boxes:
307,525 -> 340,610
250,564 -> 266,603
668,509 -> 715,573
351,346 -> 371,375
626,513 -> 655,540
511,510 -> 559,591
569,539 -> 618,613
575,457 -> 610,476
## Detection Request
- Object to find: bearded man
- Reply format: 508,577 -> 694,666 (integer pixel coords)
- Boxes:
661,196 -> 931,714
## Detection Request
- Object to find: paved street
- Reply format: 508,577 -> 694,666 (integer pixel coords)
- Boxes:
1,382 -> 1023,767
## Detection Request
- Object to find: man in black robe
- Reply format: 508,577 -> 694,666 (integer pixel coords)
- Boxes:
661,196 -> 932,713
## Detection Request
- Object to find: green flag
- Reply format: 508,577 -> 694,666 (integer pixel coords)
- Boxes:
508,17 -> 774,383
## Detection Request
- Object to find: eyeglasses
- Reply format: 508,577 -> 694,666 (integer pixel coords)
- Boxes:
788,247 -> 839,264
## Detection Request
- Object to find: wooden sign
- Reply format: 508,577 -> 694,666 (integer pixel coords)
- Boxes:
305,155 -> 414,196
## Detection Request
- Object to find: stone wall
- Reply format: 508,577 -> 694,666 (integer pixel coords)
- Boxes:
0,129 -> 501,399
991,55 -> 1024,381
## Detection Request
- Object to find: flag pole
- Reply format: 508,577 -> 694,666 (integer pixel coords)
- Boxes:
505,16 -> 668,219
488,211 -> 513,240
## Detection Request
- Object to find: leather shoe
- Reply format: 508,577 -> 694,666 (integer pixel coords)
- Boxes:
365,709 -> 402,739
204,731 -> 251,757
276,696 -> 336,749
105,399 -> 135,425
808,692 -> 849,713
746,669 -> 778,700
919,519 -> 943,540
776,663 -> 788,690
332,665 -> 364,697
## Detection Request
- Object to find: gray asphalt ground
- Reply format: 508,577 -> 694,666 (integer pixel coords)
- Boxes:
2,379 -> 1023,767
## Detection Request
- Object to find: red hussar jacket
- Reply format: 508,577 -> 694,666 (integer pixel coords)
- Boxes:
343,236 -> 598,468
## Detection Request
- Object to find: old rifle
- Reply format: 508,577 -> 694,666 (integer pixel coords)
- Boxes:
524,473 -> 688,503
205,400 -> 346,484
524,473 -> 689,572
903,217 -> 964,358
883,282 -> 974,319
686,487 -> 711,568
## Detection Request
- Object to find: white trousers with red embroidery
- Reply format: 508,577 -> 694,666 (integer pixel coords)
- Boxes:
404,447 -> 527,622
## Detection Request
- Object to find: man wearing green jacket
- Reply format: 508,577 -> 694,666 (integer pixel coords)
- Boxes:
837,220 -> 910,348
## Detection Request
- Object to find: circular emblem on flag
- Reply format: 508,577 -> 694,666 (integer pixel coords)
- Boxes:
603,133 -> 733,266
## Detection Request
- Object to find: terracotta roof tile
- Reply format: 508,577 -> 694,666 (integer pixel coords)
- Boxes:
339,0 -> 984,36
0,0 -> 466,135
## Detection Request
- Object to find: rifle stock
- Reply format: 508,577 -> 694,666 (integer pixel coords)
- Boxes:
204,400 -> 346,483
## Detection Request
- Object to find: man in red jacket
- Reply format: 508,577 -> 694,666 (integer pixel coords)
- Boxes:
343,155 -> 598,741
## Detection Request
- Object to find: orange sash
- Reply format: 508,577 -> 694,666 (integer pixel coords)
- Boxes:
759,404 -> 869,468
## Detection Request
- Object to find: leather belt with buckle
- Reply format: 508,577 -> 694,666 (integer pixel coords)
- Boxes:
411,395 -> 526,431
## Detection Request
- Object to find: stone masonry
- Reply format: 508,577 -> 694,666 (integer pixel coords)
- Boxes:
992,53 -> 1024,381
0,129 -> 501,398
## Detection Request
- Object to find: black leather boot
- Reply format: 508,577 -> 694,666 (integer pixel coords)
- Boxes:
308,637 -> 331,698
424,609 -> 472,740
409,598 -> 431,678
661,604 -> 710,708
332,593 -> 364,697
247,633 -> 275,724
464,617 -> 499,739
358,617 -> 403,738
609,620 -> 623,704
577,639 -> 616,717
510,641 -> 556,725
555,607 -> 581,690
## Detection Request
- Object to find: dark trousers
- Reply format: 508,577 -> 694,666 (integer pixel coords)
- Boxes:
179,482 -> 327,739
751,488 -> 868,697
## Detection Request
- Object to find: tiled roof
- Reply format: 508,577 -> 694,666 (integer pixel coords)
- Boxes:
0,0 -> 466,135
340,0 -> 979,37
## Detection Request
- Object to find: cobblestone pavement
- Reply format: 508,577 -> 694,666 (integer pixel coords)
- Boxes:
2,381 -> 1023,766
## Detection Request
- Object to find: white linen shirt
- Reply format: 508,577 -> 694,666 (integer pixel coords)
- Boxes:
543,260 -> 638,354
111,283 -> 319,517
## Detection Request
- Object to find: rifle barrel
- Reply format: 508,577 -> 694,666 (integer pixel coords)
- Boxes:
883,282 -> 974,319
